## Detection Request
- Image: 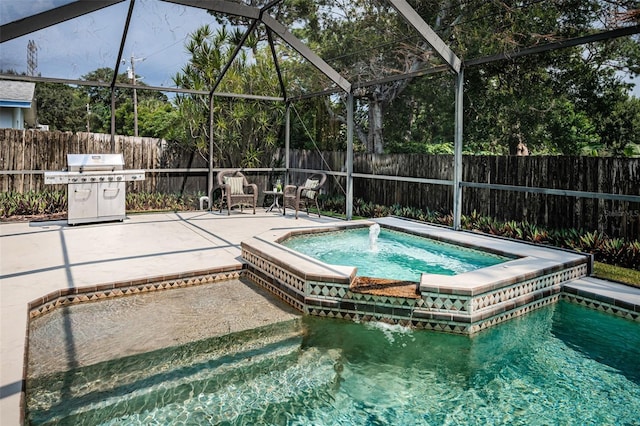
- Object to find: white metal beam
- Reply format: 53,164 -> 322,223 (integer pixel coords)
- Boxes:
387,0 -> 461,73
261,13 -> 351,93
164,1 -> 350,93
160,0 -> 260,19
346,93 -> 354,220
0,0 -> 126,43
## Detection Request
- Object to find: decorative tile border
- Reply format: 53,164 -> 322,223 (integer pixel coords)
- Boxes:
244,268 -> 305,312
26,223 -> 631,335
246,260 -> 584,335
28,267 -> 242,320
469,295 -> 561,334
560,292 -> 640,323
24,256 -> 637,338
468,263 -> 587,319
243,249 -> 306,293
307,280 -> 351,299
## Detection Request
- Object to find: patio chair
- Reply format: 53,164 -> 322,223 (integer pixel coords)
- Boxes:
215,169 -> 258,215
283,173 -> 327,219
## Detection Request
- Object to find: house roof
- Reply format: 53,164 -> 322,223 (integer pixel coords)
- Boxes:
0,80 -> 36,108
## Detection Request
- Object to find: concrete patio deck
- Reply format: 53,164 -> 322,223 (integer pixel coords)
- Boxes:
1,210 -> 339,425
1,211 -> 638,425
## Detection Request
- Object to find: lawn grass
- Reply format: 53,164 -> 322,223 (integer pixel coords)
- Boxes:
593,262 -> 640,288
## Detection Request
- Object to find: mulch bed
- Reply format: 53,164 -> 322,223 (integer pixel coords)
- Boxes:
1,213 -> 67,223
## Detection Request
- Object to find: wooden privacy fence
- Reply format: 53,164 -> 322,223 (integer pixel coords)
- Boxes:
2,129 -> 639,239
2,129 -> 150,191
0,129 -> 284,204
288,151 -> 640,240
0,129 -> 208,194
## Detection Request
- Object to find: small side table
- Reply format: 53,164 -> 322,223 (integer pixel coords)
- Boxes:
264,190 -> 283,213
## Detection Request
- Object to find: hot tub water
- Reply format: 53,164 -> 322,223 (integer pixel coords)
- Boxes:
281,225 -> 509,282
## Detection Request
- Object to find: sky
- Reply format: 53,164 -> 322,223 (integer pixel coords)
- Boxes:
0,0 -> 222,89
1,0 -> 638,97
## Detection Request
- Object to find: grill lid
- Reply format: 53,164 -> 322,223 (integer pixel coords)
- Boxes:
67,154 -> 124,172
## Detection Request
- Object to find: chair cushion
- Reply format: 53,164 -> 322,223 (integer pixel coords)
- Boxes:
302,178 -> 319,199
224,176 -> 245,195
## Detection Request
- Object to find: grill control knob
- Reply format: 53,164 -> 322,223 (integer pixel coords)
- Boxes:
81,178 -> 87,182
108,176 -> 114,181
99,177 -> 105,182
116,176 -> 122,181
90,177 -> 96,182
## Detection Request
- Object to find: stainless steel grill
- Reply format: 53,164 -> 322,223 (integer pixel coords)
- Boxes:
45,154 -> 145,225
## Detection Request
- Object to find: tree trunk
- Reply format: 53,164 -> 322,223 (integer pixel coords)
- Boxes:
368,99 -> 385,154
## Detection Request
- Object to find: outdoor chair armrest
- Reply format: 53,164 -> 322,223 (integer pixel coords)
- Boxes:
244,183 -> 258,194
283,184 -> 297,196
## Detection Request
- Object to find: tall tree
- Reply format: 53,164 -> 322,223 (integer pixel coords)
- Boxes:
172,25 -> 285,168
141,0 -> 640,156
383,72 -> 456,154
79,68 -> 169,136
457,0 -> 639,154
35,82 -> 87,131
288,0 -> 639,155
207,0 -> 454,153
300,0 -> 446,153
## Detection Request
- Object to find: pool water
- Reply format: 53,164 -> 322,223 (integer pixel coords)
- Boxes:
26,302 -> 640,425
281,227 -> 509,281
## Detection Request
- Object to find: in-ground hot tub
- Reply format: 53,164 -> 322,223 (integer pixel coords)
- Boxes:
241,217 -> 591,334
280,223 -> 512,282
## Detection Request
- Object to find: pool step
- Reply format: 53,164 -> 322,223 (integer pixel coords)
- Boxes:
31,343 -> 339,425
26,320 -> 306,425
117,346 -> 341,424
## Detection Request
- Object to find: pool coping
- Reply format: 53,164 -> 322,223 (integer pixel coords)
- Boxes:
27,266 -> 244,319
25,262 -> 640,327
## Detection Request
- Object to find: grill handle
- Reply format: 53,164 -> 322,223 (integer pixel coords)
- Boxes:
74,189 -> 91,194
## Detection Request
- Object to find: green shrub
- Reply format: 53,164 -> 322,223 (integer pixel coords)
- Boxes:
0,190 -> 201,218
319,194 -> 345,213
0,190 -> 67,217
126,191 -> 200,212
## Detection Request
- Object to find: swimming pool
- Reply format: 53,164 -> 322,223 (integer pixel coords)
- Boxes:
26,291 -> 640,425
